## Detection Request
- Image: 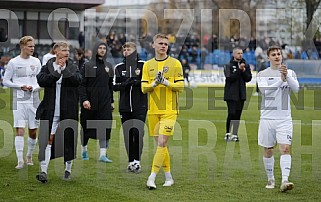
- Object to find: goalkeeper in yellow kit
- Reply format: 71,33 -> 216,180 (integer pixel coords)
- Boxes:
141,33 -> 184,190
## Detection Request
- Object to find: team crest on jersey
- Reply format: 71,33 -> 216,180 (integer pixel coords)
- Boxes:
30,65 -> 36,71
122,71 -> 126,76
163,66 -> 169,73
135,68 -> 140,75
105,66 -> 110,73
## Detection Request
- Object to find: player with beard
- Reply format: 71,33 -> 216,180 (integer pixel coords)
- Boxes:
79,41 -> 114,163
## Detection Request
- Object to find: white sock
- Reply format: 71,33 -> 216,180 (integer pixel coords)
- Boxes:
27,137 -> 37,157
148,172 -> 157,181
40,144 -> 52,174
100,148 -> 107,157
280,154 -> 291,182
82,145 -> 87,153
165,172 -> 173,180
15,136 -> 24,163
65,160 -> 73,173
263,156 -> 275,181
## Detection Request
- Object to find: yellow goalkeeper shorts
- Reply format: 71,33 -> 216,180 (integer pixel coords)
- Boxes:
147,113 -> 177,136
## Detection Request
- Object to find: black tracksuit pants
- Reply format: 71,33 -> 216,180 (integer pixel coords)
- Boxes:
120,110 -> 147,162
226,100 -> 245,135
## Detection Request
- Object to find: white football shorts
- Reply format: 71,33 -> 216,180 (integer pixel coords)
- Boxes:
258,119 -> 293,147
13,103 -> 38,129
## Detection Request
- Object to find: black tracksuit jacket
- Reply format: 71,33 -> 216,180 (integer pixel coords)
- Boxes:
113,52 -> 147,113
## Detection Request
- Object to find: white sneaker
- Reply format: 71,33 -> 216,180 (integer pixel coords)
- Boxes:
146,179 -> 156,190
230,135 -> 239,142
280,181 -> 294,192
163,179 -> 174,187
15,161 -> 24,169
265,179 -> 275,189
26,156 -> 34,166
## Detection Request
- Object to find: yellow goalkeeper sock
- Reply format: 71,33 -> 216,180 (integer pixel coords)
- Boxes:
151,146 -> 166,174
163,147 -> 171,172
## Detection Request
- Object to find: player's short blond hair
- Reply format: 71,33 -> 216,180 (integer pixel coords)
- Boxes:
53,41 -> 69,51
19,36 -> 34,46
122,42 -> 136,50
153,33 -> 168,42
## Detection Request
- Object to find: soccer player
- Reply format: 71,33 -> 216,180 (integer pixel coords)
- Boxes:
223,47 -> 252,142
36,41 -> 81,183
79,41 -> 114,163
113,42 -> 147,172
141,33 -> 184,189
3,36 -> 41,169
257,45 -> 299,192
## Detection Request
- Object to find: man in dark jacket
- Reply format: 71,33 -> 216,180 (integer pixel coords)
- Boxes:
79,41 -> 114,163
224,47 -> 252,142
36,42 -> 82,183
113,42 -> 147,172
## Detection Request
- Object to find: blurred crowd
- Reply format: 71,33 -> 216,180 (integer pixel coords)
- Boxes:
2,31 -> 321,87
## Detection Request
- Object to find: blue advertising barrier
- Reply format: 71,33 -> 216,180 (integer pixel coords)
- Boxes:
285,59 -> 321,86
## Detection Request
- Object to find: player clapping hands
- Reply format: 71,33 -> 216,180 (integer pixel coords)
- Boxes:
152,70 -> 169,87
280,64 -> 288,82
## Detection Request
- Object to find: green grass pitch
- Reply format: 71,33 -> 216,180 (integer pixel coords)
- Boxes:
0,86 -> 321,201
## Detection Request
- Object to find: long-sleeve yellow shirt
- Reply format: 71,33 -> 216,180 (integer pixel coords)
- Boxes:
141,56 -> 184,114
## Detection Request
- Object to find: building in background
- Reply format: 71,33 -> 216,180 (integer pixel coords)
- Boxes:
0,0 -> 104,57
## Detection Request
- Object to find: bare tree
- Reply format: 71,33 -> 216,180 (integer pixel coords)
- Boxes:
210,0 -> 266,37
305,0 -> 321,28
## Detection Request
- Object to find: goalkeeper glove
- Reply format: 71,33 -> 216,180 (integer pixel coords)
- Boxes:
151,80 -> 158,88
160,77 -> 169,86
155,71 -> 163,83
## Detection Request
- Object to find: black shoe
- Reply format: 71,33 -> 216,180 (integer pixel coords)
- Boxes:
36,172 -> 48,183
64,170 -> 71,180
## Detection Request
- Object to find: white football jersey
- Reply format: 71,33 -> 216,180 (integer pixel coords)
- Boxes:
3,55 -> 41,105
257,67 -> 299,119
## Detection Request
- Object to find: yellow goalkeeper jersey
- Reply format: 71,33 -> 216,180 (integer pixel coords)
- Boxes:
141,56 -> 184,114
